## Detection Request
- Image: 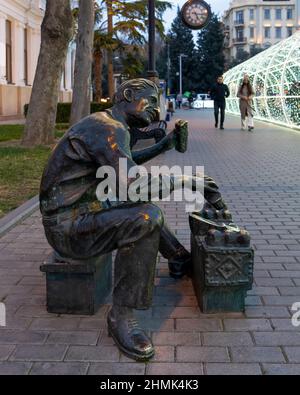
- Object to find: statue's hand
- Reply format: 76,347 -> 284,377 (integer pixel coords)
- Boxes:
192,174 -> 227,210
164,120 -> 188,152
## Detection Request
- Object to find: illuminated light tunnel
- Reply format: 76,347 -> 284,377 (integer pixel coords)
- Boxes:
224,32 -> 300,131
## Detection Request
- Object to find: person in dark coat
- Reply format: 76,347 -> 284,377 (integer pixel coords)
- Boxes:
211,76 -> 230,130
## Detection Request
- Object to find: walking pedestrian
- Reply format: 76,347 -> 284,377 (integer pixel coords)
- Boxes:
188,92 -> 195,109
238,74 -> 255,132
176,93 -> 183,109
211,76 -> 230,130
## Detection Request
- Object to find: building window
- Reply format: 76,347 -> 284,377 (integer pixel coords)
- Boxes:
287,27 -> 293,37
236,10 -> 244,24
236,27 -> 244,41
5,20 -> 12,84
287,9 -> 293,20
264,27 -> 271,39
264,9 -> 271,20
275,27 -> 282,39
249,9 -> 254,20
275,9 -> 282,20
24,28 -> 28,85
250,27 -> 255,39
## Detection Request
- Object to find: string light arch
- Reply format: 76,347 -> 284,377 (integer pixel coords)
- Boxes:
224,32 -> 300,131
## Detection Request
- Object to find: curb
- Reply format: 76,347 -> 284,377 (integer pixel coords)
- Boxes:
0,196 -> 39,238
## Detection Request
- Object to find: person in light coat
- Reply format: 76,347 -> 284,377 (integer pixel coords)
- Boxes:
238,74 -> 255,132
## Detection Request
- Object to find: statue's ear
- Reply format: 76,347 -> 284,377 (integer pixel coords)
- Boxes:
123,89 -> 134,103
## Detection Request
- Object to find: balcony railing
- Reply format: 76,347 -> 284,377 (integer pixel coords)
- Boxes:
233,37 -> 247,44
234,19 -> 245,26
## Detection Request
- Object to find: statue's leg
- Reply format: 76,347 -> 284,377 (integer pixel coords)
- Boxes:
113,212 -> 162,310
159,224 -> 191,279
44,202 -> 164,361
107,203 -> 163,362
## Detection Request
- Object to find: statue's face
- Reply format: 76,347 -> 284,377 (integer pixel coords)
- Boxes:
124,87 -> 160,128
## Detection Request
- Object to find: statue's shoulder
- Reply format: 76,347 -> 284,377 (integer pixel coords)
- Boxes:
68,110 -> 125,140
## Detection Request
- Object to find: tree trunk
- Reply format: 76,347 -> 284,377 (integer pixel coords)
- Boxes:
94,50 -> 103,102
70,0 -> 95,126
107,0 -> 114,100
22,0 -> 73,147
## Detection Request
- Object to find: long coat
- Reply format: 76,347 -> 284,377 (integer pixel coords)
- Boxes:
237,85 -> 255,119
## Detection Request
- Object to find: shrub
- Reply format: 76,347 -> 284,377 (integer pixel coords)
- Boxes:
24,102 -> 113,124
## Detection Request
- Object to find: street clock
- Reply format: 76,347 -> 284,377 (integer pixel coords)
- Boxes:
181,0 -> 212,30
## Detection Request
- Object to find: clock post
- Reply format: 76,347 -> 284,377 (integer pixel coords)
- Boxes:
147,0 -> 159,82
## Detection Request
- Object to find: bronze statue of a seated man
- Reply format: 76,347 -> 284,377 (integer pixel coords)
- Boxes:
40,78 -> 225,361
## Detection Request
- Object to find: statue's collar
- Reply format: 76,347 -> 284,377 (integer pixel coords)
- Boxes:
105,108 -> 128,130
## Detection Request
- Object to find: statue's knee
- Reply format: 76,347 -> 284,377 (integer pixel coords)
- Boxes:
143,204 -> 164,231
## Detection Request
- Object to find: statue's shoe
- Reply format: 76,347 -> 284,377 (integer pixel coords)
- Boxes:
107,311 -> 154,362
168,250 -> 192,279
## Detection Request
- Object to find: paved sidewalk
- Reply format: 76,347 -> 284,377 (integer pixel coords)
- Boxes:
0,110 -> 300,375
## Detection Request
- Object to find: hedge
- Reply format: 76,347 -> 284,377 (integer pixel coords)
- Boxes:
24,102 -> 113,124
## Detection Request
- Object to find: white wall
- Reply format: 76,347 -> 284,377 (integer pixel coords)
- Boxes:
0,0 -> 74,117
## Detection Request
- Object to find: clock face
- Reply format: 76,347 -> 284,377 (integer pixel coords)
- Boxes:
181,0 -> 211,30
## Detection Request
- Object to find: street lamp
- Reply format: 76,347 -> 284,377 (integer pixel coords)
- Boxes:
147,0 -> 158,80
179,54 -> 188,96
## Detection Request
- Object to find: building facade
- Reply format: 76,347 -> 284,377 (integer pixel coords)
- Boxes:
223,0 -> 300,61
0,0 -> 74,120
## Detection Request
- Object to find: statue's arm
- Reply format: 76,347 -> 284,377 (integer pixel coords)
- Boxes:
132,133 -> 174,165
132,120 -> 188,165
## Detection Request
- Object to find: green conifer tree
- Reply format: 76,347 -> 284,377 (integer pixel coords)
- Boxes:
167,7 -> 196,94
195,14 -> 225,92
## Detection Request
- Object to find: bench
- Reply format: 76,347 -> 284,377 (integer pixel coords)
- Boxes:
40,252 -> 112,315
130,120 -> 167,149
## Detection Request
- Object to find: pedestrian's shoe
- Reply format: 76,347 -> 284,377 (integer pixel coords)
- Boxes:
215,123 -> 218,128
248,127 -> 254,132
169,248 -> 192,279
220,125 -> 224,130
107,310 -> 154,362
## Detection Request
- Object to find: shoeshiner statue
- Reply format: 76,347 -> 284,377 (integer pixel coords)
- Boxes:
40,78 -> 226,362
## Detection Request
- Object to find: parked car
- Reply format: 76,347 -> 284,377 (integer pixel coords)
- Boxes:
193,93 -> 214,109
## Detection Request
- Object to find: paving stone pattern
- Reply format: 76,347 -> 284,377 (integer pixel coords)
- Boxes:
0,110 -> 300,375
